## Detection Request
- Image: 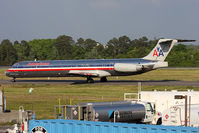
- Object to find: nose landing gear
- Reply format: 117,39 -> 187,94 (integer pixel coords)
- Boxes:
11,77 -> 16,82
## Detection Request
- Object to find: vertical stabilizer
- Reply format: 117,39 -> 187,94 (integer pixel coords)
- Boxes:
143,39 -> 177,61
143,39 -> 195,61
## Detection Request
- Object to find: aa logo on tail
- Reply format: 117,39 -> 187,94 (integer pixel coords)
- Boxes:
153,47 -> 164,57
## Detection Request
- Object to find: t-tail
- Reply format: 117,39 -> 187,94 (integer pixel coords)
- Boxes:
143,39 -> 196,61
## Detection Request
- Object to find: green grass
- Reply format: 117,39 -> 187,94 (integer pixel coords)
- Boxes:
2,84 -> 199,119
0,121 -> 15,126
3,84 -> 137,118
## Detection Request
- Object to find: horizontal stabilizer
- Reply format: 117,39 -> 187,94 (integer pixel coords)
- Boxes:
176,39 -> 196,42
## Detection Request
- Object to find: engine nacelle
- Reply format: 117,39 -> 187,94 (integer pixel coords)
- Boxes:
114,63 -> 143,72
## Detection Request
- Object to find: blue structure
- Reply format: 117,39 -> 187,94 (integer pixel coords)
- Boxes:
29,119 -> 199,133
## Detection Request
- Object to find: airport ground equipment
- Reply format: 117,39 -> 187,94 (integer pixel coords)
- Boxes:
19,106 -> 34,128
29,119 -> 199,133
5,108 -> 35,133
162,104 -> 199,127
125,90 -> 199,125
55,101 -> 155,124
0,89 -> 6,112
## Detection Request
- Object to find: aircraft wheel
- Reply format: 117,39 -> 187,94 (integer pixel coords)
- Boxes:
100,77 -> 107,82
87,77 -> 94,83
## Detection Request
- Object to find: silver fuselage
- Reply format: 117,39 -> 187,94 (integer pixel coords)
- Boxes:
6,58 -> 158,78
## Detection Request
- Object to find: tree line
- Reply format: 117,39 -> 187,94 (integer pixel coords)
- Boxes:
0,35 -> 198,67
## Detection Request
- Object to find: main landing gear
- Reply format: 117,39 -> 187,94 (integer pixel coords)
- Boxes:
87,77 -> 94,83
86,77 -> 108,83
100,77 -> 107,82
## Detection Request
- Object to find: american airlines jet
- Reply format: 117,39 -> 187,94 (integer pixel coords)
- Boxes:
6,39 -> 195,83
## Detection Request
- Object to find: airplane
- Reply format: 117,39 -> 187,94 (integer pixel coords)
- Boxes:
5,39 -> 195,83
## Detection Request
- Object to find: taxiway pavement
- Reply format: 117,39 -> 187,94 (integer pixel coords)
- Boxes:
1,79 -> 199,86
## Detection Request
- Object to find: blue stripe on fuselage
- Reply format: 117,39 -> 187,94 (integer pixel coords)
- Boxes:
11,59 -> 155,69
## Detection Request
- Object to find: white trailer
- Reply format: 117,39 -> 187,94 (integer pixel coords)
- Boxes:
140,90 -> 199,125
162,104 -> 199,127
125,89 -> 199,125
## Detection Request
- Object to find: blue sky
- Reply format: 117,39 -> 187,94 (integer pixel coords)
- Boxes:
0,0 -> 199,44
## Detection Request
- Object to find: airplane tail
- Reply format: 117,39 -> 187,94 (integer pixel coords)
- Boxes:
143,39 -> 195,61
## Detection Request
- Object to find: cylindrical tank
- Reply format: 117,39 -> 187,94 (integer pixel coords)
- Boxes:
90,103 -> 145,122
80,101 -> 135,106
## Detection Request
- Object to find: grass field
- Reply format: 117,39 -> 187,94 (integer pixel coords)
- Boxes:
0,68 -> 199,119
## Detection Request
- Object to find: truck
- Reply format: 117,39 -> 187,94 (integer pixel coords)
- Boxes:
55,101 -> 155,124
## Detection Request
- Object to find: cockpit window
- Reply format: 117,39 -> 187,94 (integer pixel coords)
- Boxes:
12,63 -> 19,68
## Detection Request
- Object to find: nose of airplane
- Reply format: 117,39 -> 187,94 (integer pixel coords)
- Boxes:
5,70 -> 11,77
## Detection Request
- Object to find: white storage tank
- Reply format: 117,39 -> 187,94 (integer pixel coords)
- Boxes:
162,104 -> 199,127
140,90 -> 199,124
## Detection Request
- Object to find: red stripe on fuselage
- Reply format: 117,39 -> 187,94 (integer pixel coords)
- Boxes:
6,67 -> 114,72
